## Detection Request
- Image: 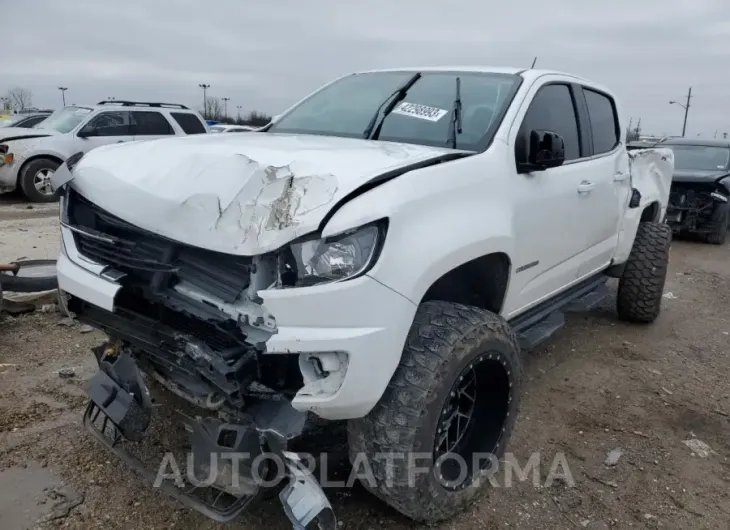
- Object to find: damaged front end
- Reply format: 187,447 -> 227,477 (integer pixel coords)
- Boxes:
62,188 -> 336,528
666,177 -> 730,235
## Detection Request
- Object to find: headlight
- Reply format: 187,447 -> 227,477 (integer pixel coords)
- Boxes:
288,221 -> 386,286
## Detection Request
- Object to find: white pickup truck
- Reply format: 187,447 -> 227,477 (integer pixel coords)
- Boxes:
52,67 -> 674,528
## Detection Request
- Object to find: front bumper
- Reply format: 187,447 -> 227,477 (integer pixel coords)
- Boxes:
0,162 -> 19,192
83,346 -> 336,528
57,222 -> 417,421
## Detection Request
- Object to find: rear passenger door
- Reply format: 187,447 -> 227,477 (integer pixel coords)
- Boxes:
573,87 -> 625,278
131,111 -> 176,141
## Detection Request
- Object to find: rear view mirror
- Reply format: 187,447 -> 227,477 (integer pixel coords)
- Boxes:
516,129 -> 565,173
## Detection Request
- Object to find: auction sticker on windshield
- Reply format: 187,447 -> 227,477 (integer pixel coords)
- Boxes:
392,102 -> 448,122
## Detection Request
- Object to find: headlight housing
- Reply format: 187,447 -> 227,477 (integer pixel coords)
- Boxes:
287,220 -> 387,287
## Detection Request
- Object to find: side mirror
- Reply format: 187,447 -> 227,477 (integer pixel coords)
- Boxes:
77,125 -> 97,138
516,130 -> 565,173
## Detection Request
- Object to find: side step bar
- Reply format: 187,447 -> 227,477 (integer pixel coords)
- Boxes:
510,275 -> 610,350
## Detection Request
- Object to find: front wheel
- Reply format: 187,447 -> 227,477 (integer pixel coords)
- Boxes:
706,203 -> 728,245
347,301 -> 522,524
19,158 -> 60,203
616,221 -> 672,323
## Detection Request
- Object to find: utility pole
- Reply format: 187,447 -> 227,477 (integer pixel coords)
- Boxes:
669,86 -> 692,137
222,97 -> 230,120
58,87 -> 68,107
198,84 -> 210,117
108,96 -> 116,101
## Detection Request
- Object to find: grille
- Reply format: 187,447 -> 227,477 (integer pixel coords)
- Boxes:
67,189 -> 252,303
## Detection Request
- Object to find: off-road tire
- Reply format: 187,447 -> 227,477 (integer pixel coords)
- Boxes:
347,301 -> 522,524
616,221 -> 672,323
706,203 -> 728,245
19,158 -> 60,203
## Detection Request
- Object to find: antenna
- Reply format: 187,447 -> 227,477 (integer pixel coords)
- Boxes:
530,57 -> 538,69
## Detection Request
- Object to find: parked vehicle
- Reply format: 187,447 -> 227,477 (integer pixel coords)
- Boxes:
210,124 -> 257,133
0,112 -> 52,128
0,101 -> 208,202
655,138 -> 729,244
52,67 -> 674,528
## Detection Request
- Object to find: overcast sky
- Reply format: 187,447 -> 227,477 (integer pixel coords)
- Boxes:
2,0 -> 729,136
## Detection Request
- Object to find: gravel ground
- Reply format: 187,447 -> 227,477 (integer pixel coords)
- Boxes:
0,201 -> 728,530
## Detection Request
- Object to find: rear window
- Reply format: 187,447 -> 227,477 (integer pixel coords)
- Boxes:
583,88 -> 619,155
171,112 -> 206,134
132,111 -> 174,135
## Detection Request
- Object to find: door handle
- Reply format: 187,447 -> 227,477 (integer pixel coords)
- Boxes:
613,171 -> 629,182
577,181 -> 596,193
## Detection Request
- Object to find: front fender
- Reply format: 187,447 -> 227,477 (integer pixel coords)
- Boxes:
322,156 -> 514,307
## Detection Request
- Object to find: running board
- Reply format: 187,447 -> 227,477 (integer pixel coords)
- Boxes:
510,275 -> 609,351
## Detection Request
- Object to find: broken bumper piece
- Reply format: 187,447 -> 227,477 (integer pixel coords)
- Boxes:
83,352 -> 336,529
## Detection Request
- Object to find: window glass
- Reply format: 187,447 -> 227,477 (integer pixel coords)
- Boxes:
520,84 -> 580,160
269,71 -> 521,151
667,145 -> 730,171
132,111 -> 173,135
35,106 -> 92,133
171,112 -> 207,134
584,89 -> 619,154
85,111 -> 132,136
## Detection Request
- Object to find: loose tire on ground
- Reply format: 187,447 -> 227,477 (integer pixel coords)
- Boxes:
19,158 -> 60,203
616,221 -> 672,323
706,202 -> 728,245
347,301 -> 522,524
0,259 -> 58,293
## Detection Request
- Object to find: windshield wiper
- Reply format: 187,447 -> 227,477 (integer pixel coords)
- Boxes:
447,77 -> 462,149
362,72 -> 422,140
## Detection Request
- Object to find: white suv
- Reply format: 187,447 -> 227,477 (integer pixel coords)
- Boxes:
0,101 -> 207,202
53,67 -> 674,528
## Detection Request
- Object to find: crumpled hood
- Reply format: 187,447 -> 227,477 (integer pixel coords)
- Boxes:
70,132 -> 461,255
0,127 -> 58,143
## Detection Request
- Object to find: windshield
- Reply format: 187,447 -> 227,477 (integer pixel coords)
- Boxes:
667,145 -> 730,172
268,71 -> 521,151
34,106 -> 93,133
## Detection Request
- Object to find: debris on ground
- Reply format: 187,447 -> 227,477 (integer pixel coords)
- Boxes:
682,438 -> 716,458
604,448 -> 623,467
58,367 -> 76,379
78,324 -> 94,334
57,317 -> 76,327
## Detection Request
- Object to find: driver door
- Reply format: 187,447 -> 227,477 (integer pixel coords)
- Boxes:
74,111 -> 135,153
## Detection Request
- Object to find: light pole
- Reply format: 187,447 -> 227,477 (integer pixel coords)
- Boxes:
198,84 -> 210,117
222,97 -> 230,120
108,96 -> 116,101
236,105 -> 242,122
58,87 -> 68,107
669,86 -> 692,137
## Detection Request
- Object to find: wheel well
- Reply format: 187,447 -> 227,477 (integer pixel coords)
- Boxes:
421,253 -> 511,314
17,155 -> 64,185
641,201 -> 660,222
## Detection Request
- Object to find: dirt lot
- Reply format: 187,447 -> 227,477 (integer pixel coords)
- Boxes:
0,200 -> 728,530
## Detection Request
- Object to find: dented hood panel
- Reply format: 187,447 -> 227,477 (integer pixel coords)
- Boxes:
70,133 -> 459,255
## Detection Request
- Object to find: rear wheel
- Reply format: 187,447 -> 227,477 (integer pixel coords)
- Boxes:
347,301 -> 522,524
706,203 -> 728,245
616,222 -> 672,323
19,158 -> 60,203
